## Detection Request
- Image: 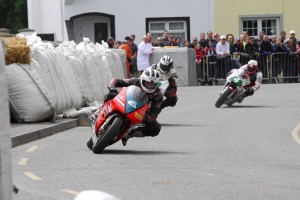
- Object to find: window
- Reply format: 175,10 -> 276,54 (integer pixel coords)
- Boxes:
147,18 -> 189,45
241,16 -> 281,38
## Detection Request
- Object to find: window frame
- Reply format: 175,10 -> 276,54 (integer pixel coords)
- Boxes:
146,17 -> 190,42
239,14 -> 282,39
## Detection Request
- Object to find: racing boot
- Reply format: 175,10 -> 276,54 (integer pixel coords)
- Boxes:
122,127 -> 144,146
237,95 -> 245,103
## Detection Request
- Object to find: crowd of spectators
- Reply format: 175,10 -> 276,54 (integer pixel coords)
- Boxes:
104,29 -> 299,82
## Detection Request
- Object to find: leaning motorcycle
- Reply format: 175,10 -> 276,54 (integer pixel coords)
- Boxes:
215,70 -> 251,108
87,85 -> 150,154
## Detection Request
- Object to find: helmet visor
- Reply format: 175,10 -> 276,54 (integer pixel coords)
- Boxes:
143,81 -> 157,90
247,66 -> 257,73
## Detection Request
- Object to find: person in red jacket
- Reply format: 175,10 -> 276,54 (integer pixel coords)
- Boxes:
195,44 -> 205,83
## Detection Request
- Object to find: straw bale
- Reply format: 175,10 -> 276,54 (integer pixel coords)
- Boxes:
1,37 -> 30,65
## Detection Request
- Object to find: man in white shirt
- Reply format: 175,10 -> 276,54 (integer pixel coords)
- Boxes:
216,35 -> 231,78
137,35 -> 154,74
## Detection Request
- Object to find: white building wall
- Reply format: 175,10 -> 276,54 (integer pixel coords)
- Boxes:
27,0 -> 66,41
28,0 -> 214,42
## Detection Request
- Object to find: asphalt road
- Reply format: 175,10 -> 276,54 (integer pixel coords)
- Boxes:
12,84 -> 300,200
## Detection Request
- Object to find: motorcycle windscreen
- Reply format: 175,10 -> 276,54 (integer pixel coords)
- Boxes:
125,86 -> 148,114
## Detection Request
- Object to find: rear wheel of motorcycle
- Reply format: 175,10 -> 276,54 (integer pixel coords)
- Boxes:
215,87 -> 232,108
87,137 -> 93,150
92,116 -> 123,154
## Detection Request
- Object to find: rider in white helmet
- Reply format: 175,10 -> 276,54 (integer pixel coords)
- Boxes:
235,59 -> 263,103
107,68 -> 163,146
150,55 -> 178,113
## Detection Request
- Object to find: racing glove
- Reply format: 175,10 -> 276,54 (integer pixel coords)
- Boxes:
108,85 -> 118,96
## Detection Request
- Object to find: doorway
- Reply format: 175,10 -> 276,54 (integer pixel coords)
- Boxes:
94,23 -> 108,43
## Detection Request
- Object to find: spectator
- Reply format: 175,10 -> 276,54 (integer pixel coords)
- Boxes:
190,37 -> 198,48
226,34 -> 234,46
296,41 -> 300,54
175,37 -> 183,47
289,30 -> 298,52
213,33 -> 220,47
207,41 -> 218,83
147,32 -> 155,46
130,34 -> 138,77
137,35 -> 154,74
162,30 -> 170,46
184,40 -> 192,48
257,31 -> 265,45
107,37 -> 115,48
216,35 -> 231,78
199,32 -> 208,49
206,31 -> 214,43
271,35 -> 277,47
284,38 -> 298,82
280,31 -> 287,43
168,35 -> 176,46
195,44 -> 205,83
121,36 -> 133,78
245,37 -> 259,60
272,38 -> 288,77
259,35 -> 272,54
259,35 -> 272,76
240,33 -> 247,50
154,37 -> 164,47
231,38 -> 243,68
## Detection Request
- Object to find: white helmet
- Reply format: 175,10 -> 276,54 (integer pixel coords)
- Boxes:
247,60 -> 258,74
159,55 -> 173,74
140,68 -> 159,93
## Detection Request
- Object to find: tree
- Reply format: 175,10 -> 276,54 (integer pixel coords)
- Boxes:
0,0 -> 28,33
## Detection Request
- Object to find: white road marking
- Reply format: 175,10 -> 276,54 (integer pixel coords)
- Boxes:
26,145 -> 38,152
292,123 -> 300,145
61,189 -> 80,196
24,172 -> 42,181
18,158 -> 28,166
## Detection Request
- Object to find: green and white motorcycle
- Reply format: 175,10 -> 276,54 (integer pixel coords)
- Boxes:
215,70 -> 251,108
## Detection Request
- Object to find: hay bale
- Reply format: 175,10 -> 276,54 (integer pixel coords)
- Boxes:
0,37 -> 31,65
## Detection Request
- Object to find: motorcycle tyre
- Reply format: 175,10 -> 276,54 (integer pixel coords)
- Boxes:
215,87 -> 232,108
87,137 -> 93,150
92,116 -> 124,154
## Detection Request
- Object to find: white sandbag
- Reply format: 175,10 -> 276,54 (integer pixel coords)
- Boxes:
6,63 -> 55,122
111,49 -> 126,78
66,55 -> 94,105
0,41 -> 12,200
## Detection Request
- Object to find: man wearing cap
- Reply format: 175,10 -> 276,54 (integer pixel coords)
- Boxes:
216,35 -> 231,78
289,30 -> 298,52
190,37 -> 198,48
121,36 -> 133,78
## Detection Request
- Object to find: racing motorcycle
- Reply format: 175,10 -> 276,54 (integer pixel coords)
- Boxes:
87,85 -> 150,154
215,69 -> 251,108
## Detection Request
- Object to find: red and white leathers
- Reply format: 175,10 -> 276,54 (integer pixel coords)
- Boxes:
236,64 -> 263,92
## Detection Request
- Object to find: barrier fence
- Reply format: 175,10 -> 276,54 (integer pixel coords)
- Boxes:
197,53 -> 299,85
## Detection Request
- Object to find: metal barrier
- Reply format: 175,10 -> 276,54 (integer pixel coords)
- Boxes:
269,52 -> 299,83
198,52 -> 299,86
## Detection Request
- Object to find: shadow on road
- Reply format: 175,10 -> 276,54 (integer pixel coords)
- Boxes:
221,105 -> 277,108
160,123 -> 200,127
103,149 -> 191,155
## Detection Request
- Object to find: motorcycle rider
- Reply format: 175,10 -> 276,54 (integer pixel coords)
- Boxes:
106,67 -> 163,146
232,59 -> 263,103
150,55 -> 178,113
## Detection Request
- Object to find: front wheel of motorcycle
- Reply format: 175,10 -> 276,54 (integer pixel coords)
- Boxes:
215,87 -> 232,108
92,116 -> 124,154
87,137 -> 93,150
